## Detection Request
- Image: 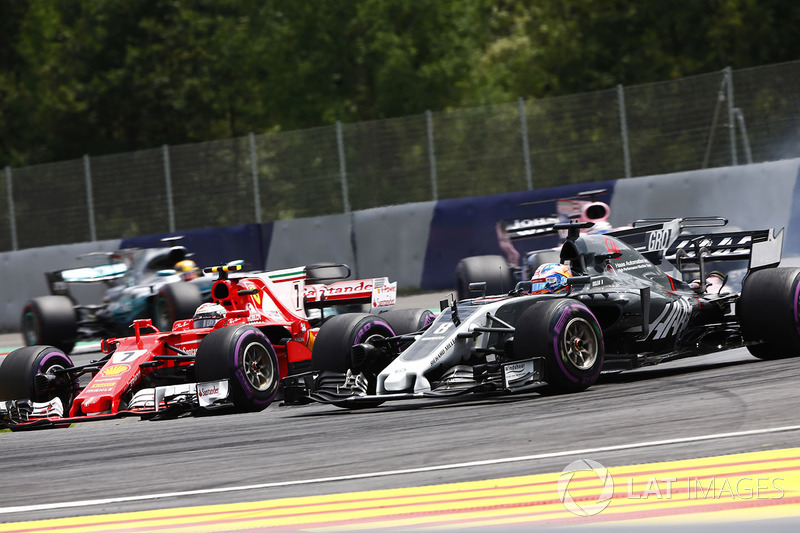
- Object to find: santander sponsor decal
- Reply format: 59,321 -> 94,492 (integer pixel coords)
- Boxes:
198,384 -> 220,398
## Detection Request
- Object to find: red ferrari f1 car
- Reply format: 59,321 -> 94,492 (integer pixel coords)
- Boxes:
0,262 -> 407,429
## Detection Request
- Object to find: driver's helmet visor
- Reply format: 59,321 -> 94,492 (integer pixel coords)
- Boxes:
530,274 -> 568,294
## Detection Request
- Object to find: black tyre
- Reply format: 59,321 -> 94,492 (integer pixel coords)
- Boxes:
739,267 -> 800,359
513,299 -> 604,394
455,255 -> 515,300
0,346 -> 78,410
312,314 -> 395,408
20,296 -> 77,354
154,281 -> 203,331
378,308 -> 435,335
195,325 -> 279,411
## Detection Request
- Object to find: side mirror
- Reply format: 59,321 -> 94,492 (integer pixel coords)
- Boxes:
469,282 -> 487,298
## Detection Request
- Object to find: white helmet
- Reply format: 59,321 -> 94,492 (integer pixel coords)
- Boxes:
193,302 -> 226,329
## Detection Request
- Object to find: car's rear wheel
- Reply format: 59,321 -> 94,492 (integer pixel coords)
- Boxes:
0,346 -> 78,412
513,299 -> 604,394
20,296 -> 77,354
455,255 -> 515,300
739,267 -> 800,359
154,281 -> 203,331
378,308 -> 435,335
312,313 -> 395,408
195,325 -> 279,411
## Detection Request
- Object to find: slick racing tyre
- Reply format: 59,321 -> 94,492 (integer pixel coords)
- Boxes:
738,267 -> 800,359
378,308 -> 435,335
0,346 -> 78,410
195,325 -> 279,412
21,296 -> 78,354
154,281 -> 203,331
455,255 -> 515,301
312,314 -> 395,408
513,299 -> 604,394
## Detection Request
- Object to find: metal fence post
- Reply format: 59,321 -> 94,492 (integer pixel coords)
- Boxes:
249,133 -> 262,224
162,144 -> 176,232
426,110 -> 439,200
518,98 -> 533,189
734,108 -> 753,164
83,154 -> 97,241
5,166 -> 17,251
617,85 -> 632,179
725,67 -> 738,166
336,121 -> 351,213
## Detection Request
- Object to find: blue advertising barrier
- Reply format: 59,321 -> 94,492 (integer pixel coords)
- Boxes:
419,181 -> 617,290
121,223 -> 270,272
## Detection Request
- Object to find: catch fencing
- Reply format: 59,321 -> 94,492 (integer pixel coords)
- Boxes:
2,61 -> 799,252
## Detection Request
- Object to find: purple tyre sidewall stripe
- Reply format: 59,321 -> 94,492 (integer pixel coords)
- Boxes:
38,350 -> 72,372
353,319 -> 396,344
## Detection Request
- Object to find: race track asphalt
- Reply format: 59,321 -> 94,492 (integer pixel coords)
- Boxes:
2,293 -> 800,525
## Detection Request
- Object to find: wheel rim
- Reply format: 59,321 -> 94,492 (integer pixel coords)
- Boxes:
561,317 -> 598,370
37,362 -> 69,404
22,311 -> 39,345
241,341 -> 275,391
356,333 -> 389,370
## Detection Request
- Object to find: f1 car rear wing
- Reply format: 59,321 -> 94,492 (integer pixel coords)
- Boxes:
304,277 -> 396,313
607,217 -> 784,273
45,262 -> 129,299
497,216 -> 561,241
503,189 -> 612,241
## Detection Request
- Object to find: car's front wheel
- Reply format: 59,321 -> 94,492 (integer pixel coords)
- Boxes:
513,299 -> 604,394
0,346 -> 78,412
312,313 -> 396,408
195,326 -> 279,411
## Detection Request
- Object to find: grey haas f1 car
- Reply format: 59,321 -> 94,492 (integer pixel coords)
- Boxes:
285,217 -> 794,406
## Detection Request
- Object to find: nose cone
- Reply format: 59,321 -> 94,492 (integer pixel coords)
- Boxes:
378,368 -> 432,394
382,371 -> 415,393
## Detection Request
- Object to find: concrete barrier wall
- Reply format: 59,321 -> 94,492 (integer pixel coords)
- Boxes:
608,160 -> 800,236
266,215 -> 355,274
0,240 -> 121,331
265,203 -> 437,290
2,159 -> 798,332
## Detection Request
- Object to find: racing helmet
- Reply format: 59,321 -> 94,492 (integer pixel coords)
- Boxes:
175,259 -> 200,281
531,263 -> 572,294
192,302 -> 226,329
